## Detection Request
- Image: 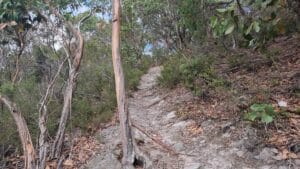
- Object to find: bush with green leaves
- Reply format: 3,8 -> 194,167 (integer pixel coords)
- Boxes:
210,0 -> 295,47
244,103 -> 277,124
158,56 -> 183,88
158,55 -> 224,96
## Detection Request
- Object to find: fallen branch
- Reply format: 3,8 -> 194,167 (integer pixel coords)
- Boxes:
131,122 -> 178,156
146,94 -> 169,108
132,122 -> 197,158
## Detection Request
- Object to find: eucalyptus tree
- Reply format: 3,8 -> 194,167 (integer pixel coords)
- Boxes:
112,0 -> 135,168
0,0 -> 95,168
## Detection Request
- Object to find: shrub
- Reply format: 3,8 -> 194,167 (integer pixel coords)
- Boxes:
158,55 -> 224,96
244,103 -> 277,124
158,56 -> 183,88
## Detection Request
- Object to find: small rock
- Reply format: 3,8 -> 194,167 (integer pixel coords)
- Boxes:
222,133 -> 231,138
236,150 -> 244,157
259,165 -> 271,169
201,120 -> 212,128
278,100 -> 287,107
184,163 -> 202,169
173,142 -> 185,151
278,166 -> 288,169
255,148 -> 278,162
164,111 -> 176,121
294,159 -> 300,166
218,150 -> 226,156
229,148 -> 239,154
200,140 -> 206,144
173,120 -> 194,129
184,158 -> 202,169
270,148 -> 279,154
272,155 -> 283,161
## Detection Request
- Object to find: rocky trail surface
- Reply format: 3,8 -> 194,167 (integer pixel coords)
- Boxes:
83,67 -> 299,169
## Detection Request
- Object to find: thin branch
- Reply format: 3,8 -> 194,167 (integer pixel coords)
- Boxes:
77,9 -> 94,31
39,57 -> 67,111
236,0 -> 245,16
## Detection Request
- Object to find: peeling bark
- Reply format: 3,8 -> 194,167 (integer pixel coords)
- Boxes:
112,0 -> 135,168
50,29 -> 83,159
0,95 -> 36,169
46,5 -> 92,160
38,58 -> 66,169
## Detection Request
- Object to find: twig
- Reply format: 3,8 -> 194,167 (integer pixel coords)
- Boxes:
131,123 -> 178,155
146,94 -> 169,108
131,122 -> 197,157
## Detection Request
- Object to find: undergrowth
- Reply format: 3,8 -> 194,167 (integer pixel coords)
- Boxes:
158,54 -> 226,97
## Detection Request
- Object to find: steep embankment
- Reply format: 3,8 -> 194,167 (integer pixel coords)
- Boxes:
84,66 -> 298,169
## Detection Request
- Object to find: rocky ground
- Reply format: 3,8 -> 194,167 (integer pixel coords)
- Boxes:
82,66 -> 300,169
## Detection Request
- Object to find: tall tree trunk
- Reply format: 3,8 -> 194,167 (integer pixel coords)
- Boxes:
0,95 -> 36,169
50,73 -> 75,159
50,27 -> 84,159
112,0 -> 135,168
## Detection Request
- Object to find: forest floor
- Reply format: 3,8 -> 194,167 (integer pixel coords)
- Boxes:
81,33 -> 300,169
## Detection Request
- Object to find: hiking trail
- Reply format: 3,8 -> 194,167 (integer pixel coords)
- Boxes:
83,66 -> 298,169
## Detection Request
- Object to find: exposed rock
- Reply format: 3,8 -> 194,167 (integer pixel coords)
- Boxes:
236,150 -> 244,157
254,148 -> 279,163
83,67 -> 296,169
164,111 -> 177,121
184,158 -> 202,169
294,159 -> 300,166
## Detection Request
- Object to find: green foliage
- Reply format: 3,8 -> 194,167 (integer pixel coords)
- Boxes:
69,31 -> 151,130
124,67 -> 143,91
158,56 -> 183,88
0,108 -> 21,155
0,82 -> 15,98
244,103 -> 277,124
178,0 -> 205,37
0,0 -> 27,22
159,55 -> 224,96
210,5 -> 237,38
210,0 -> 286,47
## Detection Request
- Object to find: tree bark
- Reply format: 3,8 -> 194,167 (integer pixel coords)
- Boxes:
38,58 -> 66,169
112,0 -> 135,168
50,28 -> 84,158
50,73 -> 76,159
0,95 -> 36,169
47,6 -> 91,160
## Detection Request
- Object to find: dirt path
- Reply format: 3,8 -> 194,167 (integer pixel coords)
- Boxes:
83,67 -> 298,169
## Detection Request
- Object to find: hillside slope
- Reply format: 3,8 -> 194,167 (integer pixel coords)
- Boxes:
83,64 -> 299,169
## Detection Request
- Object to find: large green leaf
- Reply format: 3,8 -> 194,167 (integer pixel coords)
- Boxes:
265,104 -> 275,115
253,21 -> 260,33
225,24 -> 235,35
245,23 -> 253,35
261,112 -> 273,124
210,16 -> 218,28
250,103 -> 265,112
245,112 -> 258,121
249,39 -> 256,46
